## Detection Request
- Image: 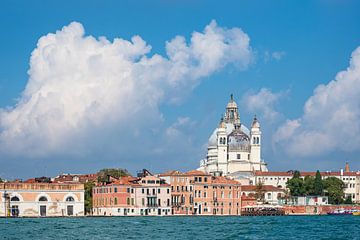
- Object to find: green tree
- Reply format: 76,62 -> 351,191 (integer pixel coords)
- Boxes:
254,182 -> 266,202
314,170 -> 324,196
84,181 -> 95,215
344,195 -> 353,204
286,171 -> 305,196
0,177 -> 3,183
303,176 -> 315,195
323,177 -> 345,205
97,168 -> 130,182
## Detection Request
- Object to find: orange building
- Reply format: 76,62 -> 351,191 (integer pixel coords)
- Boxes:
159,170 -> 242,215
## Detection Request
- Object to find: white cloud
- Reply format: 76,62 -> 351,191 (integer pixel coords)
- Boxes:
0,20 -> 253,158
264,50 -> 286,62
274,46 -> 360,156
242,88 -> 284,121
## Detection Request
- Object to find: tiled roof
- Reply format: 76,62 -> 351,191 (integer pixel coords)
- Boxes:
211,176 -> 241,185
241,185 -> 284,192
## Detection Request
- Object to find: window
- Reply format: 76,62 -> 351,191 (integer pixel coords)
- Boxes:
10,196 -> 20,201
127,198 -> 130,205
199,177 -> 202,182
204,177 -> 207,182
127,188 -> 130,193
167,189 -> 170,194
66,196 -> 75,202
114,187 -> 118,193
131,198 -> 134,205
39,196 -> 48,202
158,189 -> 161,194
237,154 -> 240,159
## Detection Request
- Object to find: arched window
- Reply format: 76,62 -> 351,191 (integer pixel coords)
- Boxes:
66,196 -> 75,202
10,196 -> 20,201
257,137 -> 260,144
114,197 -> 118,205
39,196 -> 48,202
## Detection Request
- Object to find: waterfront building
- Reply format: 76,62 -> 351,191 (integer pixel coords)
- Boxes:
159,170 -> 242,215
252,163 -> 360,203
0,178 -> 84,217
241,185 -> 284,205
92,175 -> 171,216
53,173 -> 98,183
198,95 -> 268,179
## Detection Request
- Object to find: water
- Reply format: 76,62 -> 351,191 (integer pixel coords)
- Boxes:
1,216 -> 359,239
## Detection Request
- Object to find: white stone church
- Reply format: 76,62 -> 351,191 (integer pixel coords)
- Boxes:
198,95 -> 268,179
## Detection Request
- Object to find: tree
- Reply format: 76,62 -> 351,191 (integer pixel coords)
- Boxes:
303,176 -> 315,195
254,182 -> 266,202
313,170 -> 324,196
97,168 -> 130,183
0,177 -> 3,183
286,171 -> 305,196
323,177 -> 345,205
344,195 -> 353,204
84,181 -> 95,215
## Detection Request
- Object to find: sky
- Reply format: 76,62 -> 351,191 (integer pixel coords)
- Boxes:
1,0 -> 360,179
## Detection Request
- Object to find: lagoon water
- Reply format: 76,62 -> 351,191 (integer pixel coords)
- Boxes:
1,216 -> 359,239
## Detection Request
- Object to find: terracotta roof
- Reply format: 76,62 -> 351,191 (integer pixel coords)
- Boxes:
241,185 -> 284,192
184,170 -> 210,176
158,170 -> 184,176
211,176 -> 241,185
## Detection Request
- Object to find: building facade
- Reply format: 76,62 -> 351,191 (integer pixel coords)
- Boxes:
252,164 -> 360,203
198,95 -> 267,178
92,175 -> 171,216
159,170 -> 243,215
0,180 -> 84,217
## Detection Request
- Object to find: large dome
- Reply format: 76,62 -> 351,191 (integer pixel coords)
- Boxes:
208,123 -> 249,147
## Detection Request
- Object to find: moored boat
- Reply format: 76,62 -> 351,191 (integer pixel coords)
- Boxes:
353,211 -> 360,216
327,209 -> 353,215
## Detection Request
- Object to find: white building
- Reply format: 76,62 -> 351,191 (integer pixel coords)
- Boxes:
0,181 -> 84,217
252,163 -> 360,204
198,94 -> 268,178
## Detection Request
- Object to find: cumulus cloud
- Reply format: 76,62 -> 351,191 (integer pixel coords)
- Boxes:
0,20 -> 253,158
242,88 -> 285,121
274,46 -> 360,156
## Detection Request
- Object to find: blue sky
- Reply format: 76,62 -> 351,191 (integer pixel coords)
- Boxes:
1,0 -> 360,179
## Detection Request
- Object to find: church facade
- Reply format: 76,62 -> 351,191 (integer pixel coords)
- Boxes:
198,95 -> 268,178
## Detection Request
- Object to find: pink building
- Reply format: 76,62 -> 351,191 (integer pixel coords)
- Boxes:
92,175 -> 171,216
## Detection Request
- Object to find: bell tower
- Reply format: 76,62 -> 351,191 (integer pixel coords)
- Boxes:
250,115 -> 262,170
217,117 -> 228,175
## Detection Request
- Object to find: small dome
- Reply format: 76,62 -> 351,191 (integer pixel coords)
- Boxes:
252,116 -> 260,128
226,94 -> 238,109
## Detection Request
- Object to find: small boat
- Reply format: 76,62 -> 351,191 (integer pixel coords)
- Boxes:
353,211 -> 360,216
327,209 -> 353,215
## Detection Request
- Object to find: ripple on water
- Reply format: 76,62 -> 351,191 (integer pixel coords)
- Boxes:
1,216 -> 360,239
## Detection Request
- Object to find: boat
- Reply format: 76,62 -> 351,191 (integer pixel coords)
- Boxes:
353,211 -> 360,216
327,209 -> 353,215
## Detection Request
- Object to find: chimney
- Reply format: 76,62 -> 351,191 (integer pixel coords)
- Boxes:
345,162 -> 350,172
340,169 -> 343,176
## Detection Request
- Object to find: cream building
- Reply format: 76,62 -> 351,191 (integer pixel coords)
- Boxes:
252,163 -> 360,204
0,181 -> 84,217
198,94 -> 268,178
